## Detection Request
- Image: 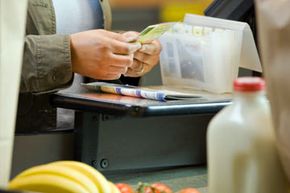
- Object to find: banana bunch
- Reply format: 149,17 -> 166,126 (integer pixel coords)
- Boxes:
8,161 -> 120,193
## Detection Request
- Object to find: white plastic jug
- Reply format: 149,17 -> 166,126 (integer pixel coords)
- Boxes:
207,77 -> 288,193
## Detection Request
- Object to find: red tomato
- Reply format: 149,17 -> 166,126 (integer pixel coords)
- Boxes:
144,183 -> 173,193
177,188 -> 200,193
115,183 -> 134,193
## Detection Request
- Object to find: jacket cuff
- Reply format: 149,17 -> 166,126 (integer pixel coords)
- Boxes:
21,34 -> 73,93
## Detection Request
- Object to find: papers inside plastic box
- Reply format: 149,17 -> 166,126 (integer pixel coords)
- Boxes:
159,14 -> 261,93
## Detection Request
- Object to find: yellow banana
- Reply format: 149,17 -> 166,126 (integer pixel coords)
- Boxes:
50,161 -> 111,193
108,181 -> 121,193
9,173 -> 89,193
11,164 -> 99,193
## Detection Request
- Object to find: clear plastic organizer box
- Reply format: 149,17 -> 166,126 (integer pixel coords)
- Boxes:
159,14 -> 262,93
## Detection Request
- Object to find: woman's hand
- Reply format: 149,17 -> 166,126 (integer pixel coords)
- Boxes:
70,29 -> 141,80
122,31 -> 162,77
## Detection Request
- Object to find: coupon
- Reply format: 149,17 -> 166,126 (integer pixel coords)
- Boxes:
137,22 -> 176,43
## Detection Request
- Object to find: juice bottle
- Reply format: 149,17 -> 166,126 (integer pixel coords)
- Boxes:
207,77 -> 288,193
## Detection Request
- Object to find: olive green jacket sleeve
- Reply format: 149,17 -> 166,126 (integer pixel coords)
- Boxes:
21,34 -> 73,93
21,0 -> 112,93
20,0 -> 73,93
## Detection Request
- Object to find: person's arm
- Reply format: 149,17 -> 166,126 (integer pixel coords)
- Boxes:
21,29 -> 142,93
20,34 -> 74,93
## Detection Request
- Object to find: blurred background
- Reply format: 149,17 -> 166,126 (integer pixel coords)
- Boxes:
109,0 -> 213,31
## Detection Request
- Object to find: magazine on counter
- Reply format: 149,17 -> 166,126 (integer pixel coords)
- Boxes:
81,82 -> 203,101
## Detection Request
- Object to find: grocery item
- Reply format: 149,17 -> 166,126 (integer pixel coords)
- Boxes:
8,161 -> 112,193
207,77 -> 288,193
176,188 -> 200,193
115,183 -> 134,193
109,182 -> 121,193
256,0 -> 290,185
0,0 -> 27,187
50,161 -> 111,193
9,174 -> 89,193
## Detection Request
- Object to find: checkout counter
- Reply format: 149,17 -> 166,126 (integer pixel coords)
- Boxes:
10,0 -> 257,192
51,91 -> 230,173
12,89 -> 229,193
12,89 -> 230,174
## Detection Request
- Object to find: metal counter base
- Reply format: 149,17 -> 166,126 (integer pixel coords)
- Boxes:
75,112 -> 214,173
